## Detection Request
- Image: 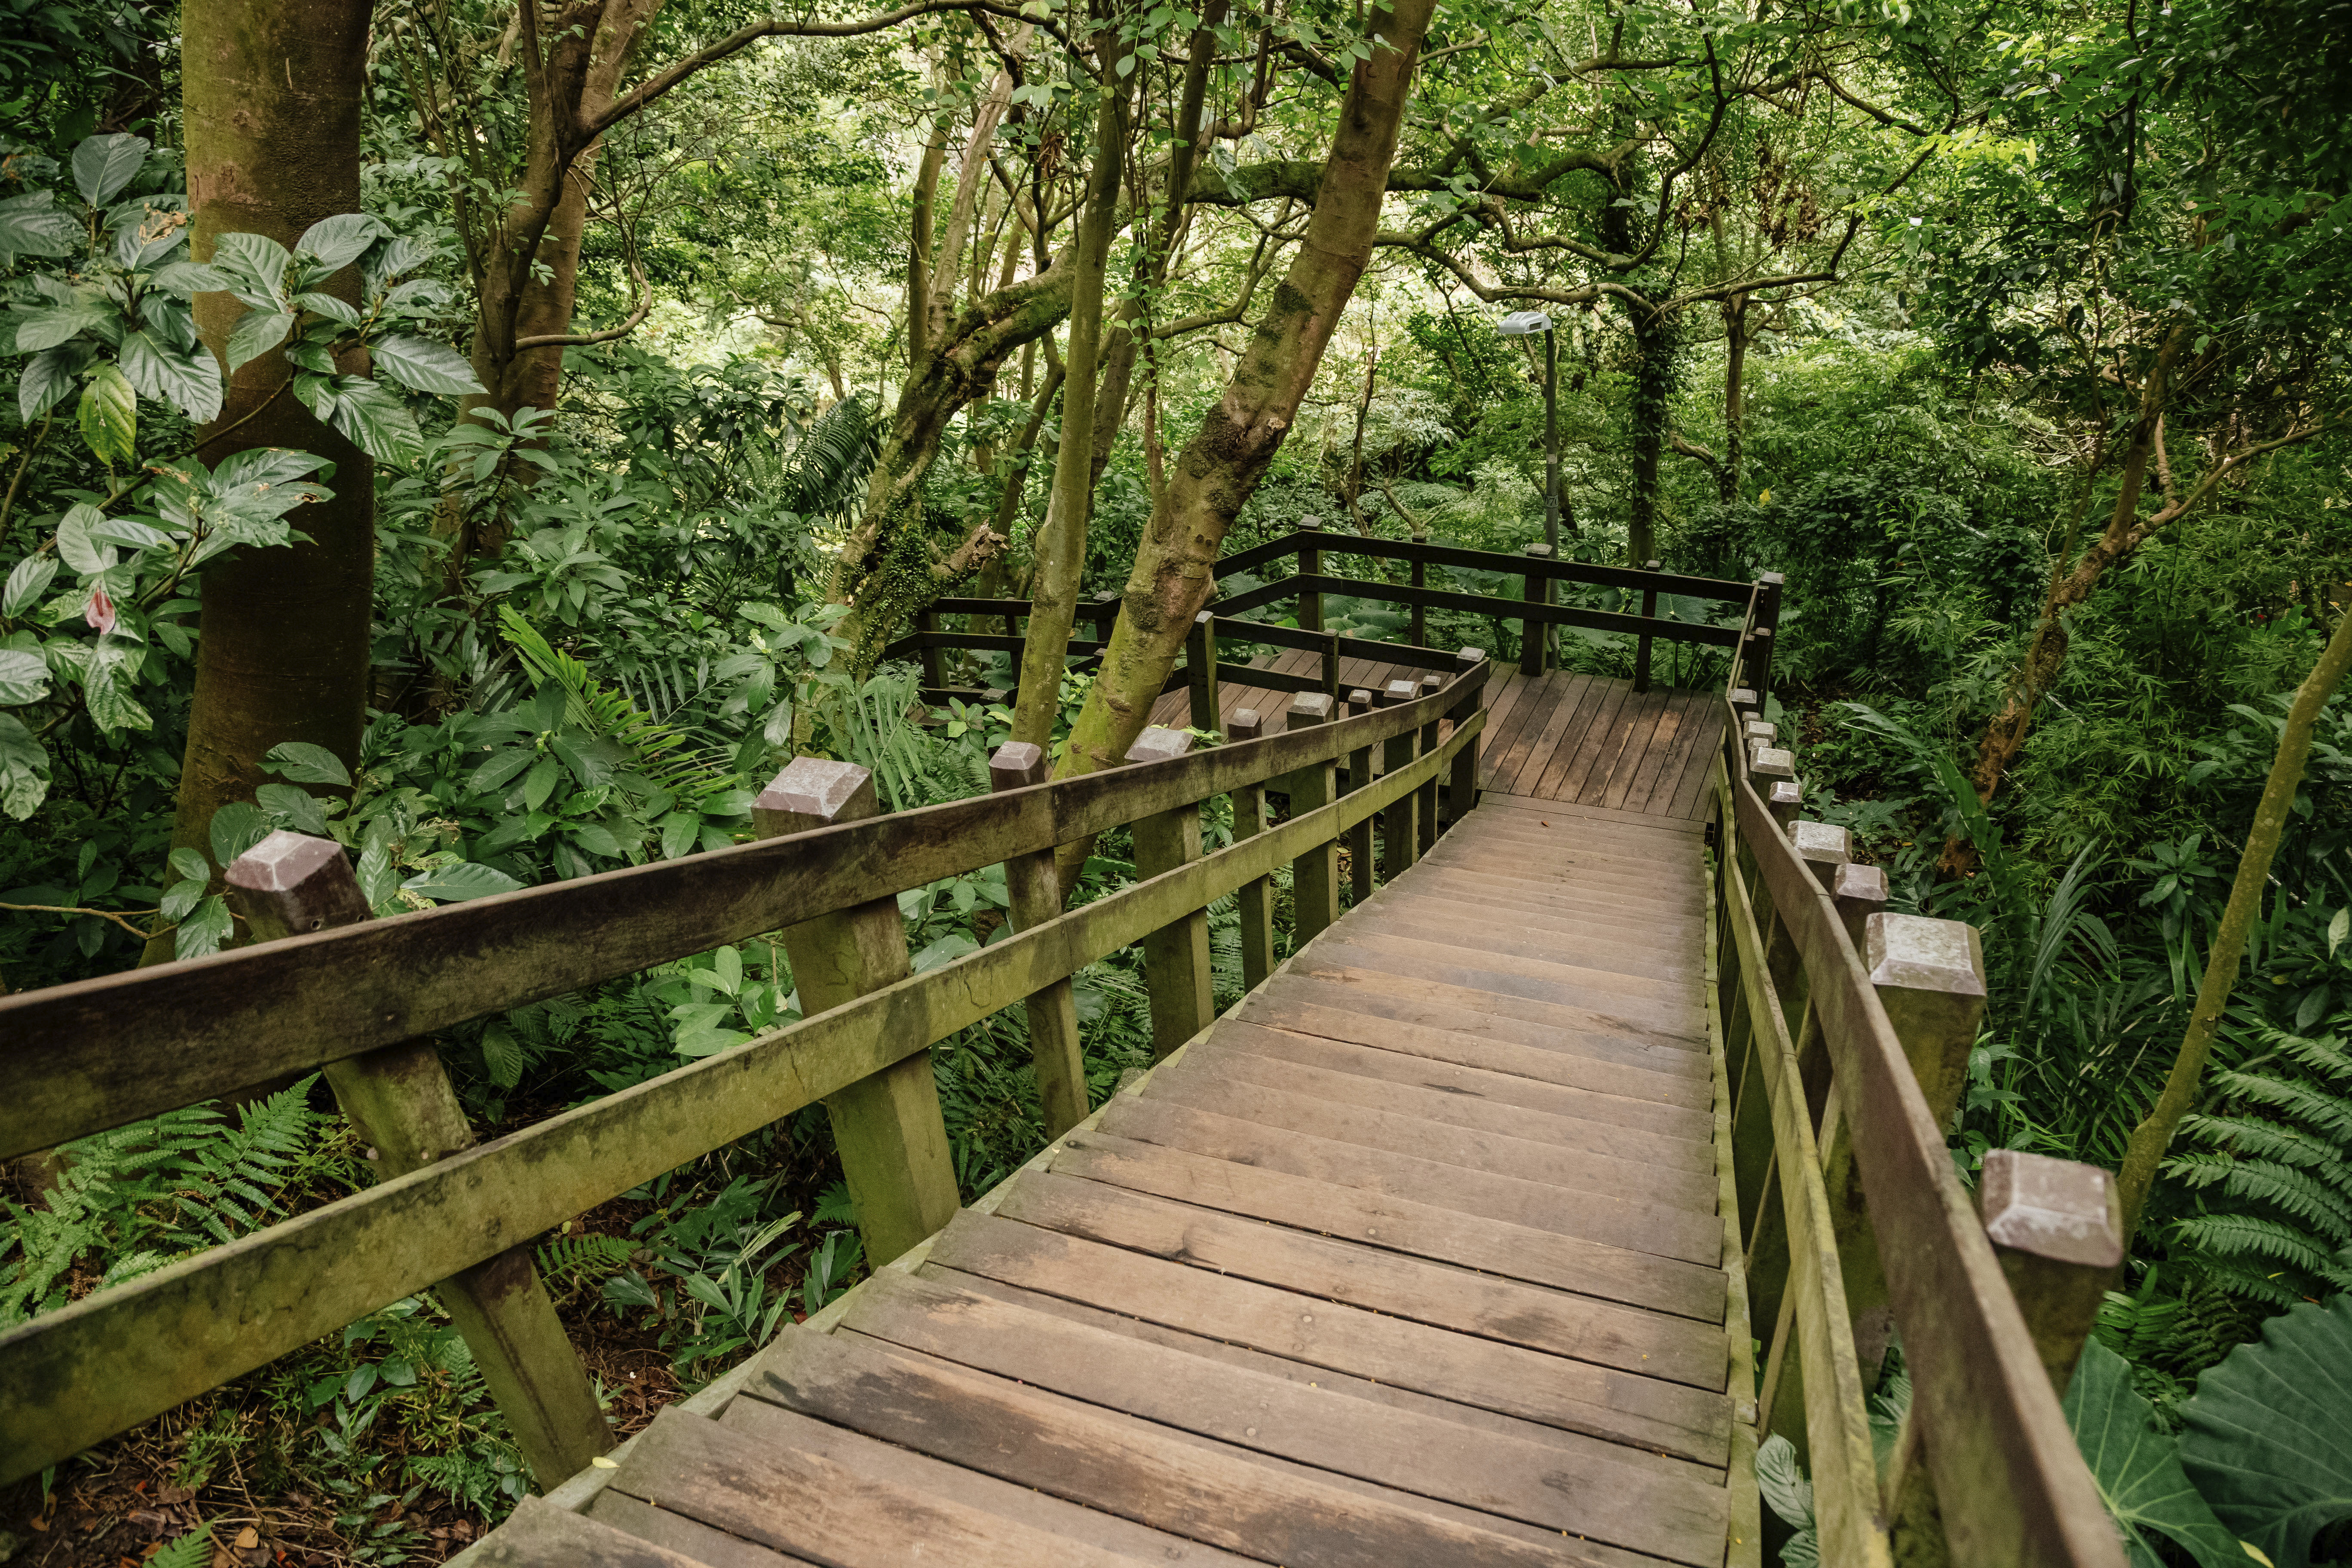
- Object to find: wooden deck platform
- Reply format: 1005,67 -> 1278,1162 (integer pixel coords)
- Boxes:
478,773 -> 1747,1568
1149,651 -> 1726,821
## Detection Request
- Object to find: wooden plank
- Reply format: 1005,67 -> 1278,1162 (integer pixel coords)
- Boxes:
1493,673 -> 1597,797
1447,812 -> 1700,862
837,1270 -> 1729,1567
1433,828 -> 1703,885
1096,1093 -> 1724,1266
1536,678 -> 1632,802
1351,888 -> 1698,981
750,1323 -> 1638,1565
1590,687 -> 1674,809
1295,933 -> 1707,1035
713,1396 -> 1258,1564
1183,1028 -> 1713,1168
1335,905 -> 1702,985
1412,855 -> 1708,916
1048,1128 -> 1727,1321
1133,1072 -> 1725,1244
1277,959 -> 1712,1060
1393,867 -> 1706,936
1477,672 -> 1565,791
991,1168 -> 1727,1387
1609,690 -> 1686,812
1236,980 -> 1714,1107
1209,1010 -> 1714,1134
1512,671 -> 1616,800
610,1406 -> 1148,1568
1666,707 -> 1728,821
1629,692 -> 1705,816
1307,918 -> 1700,1001
921,1209 -> 1733,1462
1477,790 -> 1707,836
585,1493 -> 812,1568
477,1496 -> 739,1568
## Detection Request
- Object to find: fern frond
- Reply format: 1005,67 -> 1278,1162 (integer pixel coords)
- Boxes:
2182,1114 -> 2352,1194
2212,1069 -> 2352,1139
2215,1161 -> 2352,1240
2169,1212 -> 2340,1274
148,1525 -> 212,1568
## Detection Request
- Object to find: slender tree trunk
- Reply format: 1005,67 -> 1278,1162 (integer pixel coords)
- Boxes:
1052,0 -> 1439,825
1011,57 -> 1130,747
1627,294 -> 1676,567
147,0 -> 374,963
1721,292 -> 1748,505
2115,604 -> 2352,1240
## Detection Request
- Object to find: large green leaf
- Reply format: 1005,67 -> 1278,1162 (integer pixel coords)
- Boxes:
225,309 -> 294,375
13,298 -> 113,352
0,712 -> 51,820
119,328 -> 223,423
0,193 -> 80,258
2181,1295 -> 2352,1568
294,212 -> 387,271
0,649 -> 52,706
2065,1338 -> 2256,1567
17,343 -> 88,420
78,362 -> 137,466
71,133 -> 148,207
371,334 -> 485,395
326,375 -> 424,465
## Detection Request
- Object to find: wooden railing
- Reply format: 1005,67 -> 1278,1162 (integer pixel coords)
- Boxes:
0,656 -> 1490,1492
1709,656 -> 2127,1564
884,525 -> 1765,708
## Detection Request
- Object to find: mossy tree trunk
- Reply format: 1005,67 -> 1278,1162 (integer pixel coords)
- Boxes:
144,0 -> 375,964
1050,0 -> 1440,830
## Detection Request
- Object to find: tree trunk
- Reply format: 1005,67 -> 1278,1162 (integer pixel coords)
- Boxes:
1626,294 -> 1677,567
1052,0 -> 1439,822
2115,603 -> 2352,1241
147,0 -> 374,963
1721,292 -> 1748,505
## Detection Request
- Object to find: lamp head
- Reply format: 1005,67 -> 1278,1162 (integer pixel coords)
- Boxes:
1497,309 -> 1554,336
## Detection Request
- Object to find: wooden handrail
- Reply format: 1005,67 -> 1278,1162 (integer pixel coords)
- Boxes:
1243,527 -> 1754,602
0,683 -> 1488,1486
1709,627 -> 2123,1565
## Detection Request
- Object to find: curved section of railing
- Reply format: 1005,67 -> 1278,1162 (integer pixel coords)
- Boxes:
1710,642 -> 2125,1566
0,657 -> 1491,1494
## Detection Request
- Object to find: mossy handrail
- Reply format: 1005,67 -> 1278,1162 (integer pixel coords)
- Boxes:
0,659 -> 1488,1494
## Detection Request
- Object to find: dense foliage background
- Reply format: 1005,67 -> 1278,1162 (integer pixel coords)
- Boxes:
2,0 -> 2348,1561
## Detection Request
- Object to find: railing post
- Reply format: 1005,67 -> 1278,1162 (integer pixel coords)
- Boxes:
1445,649 -> 1484,830
1091,590 -> 1120,657
1409,546 -> 1427,646
913,607 -> 945,692
1768,780 -> 1803,831
1345,688 -> 1376,906
1186,610 -> 1221,733
1282,692 -> 1341,940
1127,725 -> 1216,1059
1297,524 -> 1323,633
1744,717 -> 1779,750
759,759 -> 959,1267
224,833 -> 609,1489
1979,1149 -> 2125,1394
1634,558 -> 1661,693
1831,863 -> 1890,947
1321,628 -> 1342,704
988,742 -> 1088,1136
1752,571 -> 1784,704
1416,675 -> 1443,854
1228,709 -> 1277,990
1380,678 -> 1421,878
1730,685 -> 1761,727
1520,542 -> 1552,677
1790,820 -> 1852,888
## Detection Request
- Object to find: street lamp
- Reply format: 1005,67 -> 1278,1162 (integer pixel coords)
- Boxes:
1499,309 -> 1559,667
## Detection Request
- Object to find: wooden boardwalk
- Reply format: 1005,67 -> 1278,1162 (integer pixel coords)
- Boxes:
1151,649 -> 1725,818
480,762 -> 1747,1568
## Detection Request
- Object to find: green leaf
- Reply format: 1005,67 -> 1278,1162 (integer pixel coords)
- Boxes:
401,862 -> 525,903
13,300 -> 112,352
0,649 -> 51,704
660,810 -> 700,861
208,800 -> 272,870
2066,1338 -> 2251,1567
264,741 -> 351,787
294,291 -> 361,327
523,756 -> 561,812
0,193 -> 80,257
567,820 -> 625,858
77,362 -> 137,466
225,309 -> 294,375
2180,1295 -> 2352,1568
294,212 -> 388,271
211,232 -> 291,304
55,502 -> 115,575
327,375 -> 423,465
80,646 -> 150,732
149,260 -> 227,295
371,334 -> 485,395
174,893 -> 233,959
71,133 -> 148,207
2329,907 -> 2347,962
255,781 -> 329,837
160,877 -> 207,922
0,712 -> 50,819
169,846 -> 210,884
119,329 -> 223,423
18,345 -> 85,420
3,555 -> 58,617
711,945 -> 743,995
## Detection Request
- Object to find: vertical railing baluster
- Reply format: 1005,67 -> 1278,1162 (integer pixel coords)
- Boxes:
1409,545 -> 1427,646
759,759 -> 960,1267
914,606 -> 945,692
1345,688 -> 1376,906
1127,725 -> 1216,1058
1228,709 -> 1277,990
1521,542 -> 1552,677
1186,610 -> 1221,733
1416,674 -> 1442,854
1298,525 -> 1323,633
988,741 -> 1088,1136
1444,649 -> 1485,831
225,833 -> 609,1489
1634,557 -> 1661,693
1380,678 -> 1421,877
1283,692 -> 1341,941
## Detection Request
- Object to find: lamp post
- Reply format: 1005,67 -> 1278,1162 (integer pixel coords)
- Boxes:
1499,309 -> 1558,665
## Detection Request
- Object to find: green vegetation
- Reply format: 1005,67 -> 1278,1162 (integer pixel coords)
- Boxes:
2,0 -> 2348,1559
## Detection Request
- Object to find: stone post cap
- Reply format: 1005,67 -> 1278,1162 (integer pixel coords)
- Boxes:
1419,675 -> 1443,696
1832,862 -> 1890,905
1194,609 -> 1213,626
1125,726 -> 1192,765
1729,686 -> 1758,708
1287,692 -> 1335,725
1768,781 -> 1802,812
1743,719 -> 1778,743
226,829 -> 347,894
1865,912 -> 1988,997
1790,819 -> 1852,861
1750,745 -> 1795,780
1384,679 -> 1418,704
1229,709 -> 1265,741
1457,647 -> 1487,665
757,757 -> 874,823
1981,1150 -> 2123,1268
1349,688 -> 1375,709
987,741 -> 1048,791
1523,542 -> 1553,557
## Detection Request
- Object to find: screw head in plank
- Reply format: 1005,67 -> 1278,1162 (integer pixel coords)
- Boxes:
1125,725 -> 1193,765
988,741 -> 1049,791
756,757 -> 878,835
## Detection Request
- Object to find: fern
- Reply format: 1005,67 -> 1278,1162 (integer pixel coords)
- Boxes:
777,395 -> 878,524
148,1525 -> 212,1568
841,665 -> 946,811
497,605 -> 737,806
535,1232 -> 634,1291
